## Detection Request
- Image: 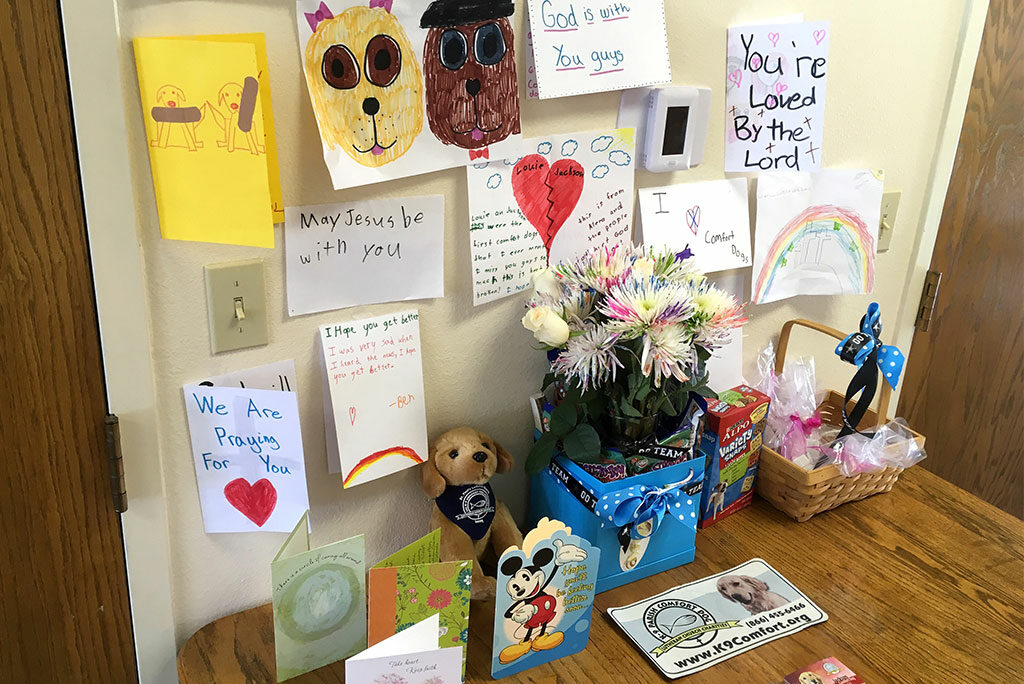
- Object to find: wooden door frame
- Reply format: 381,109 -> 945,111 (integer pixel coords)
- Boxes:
59,1 -> 177,683
56,0 -> 991,681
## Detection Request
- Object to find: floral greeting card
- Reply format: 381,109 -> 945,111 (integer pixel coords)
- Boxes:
368,531 -> 472,674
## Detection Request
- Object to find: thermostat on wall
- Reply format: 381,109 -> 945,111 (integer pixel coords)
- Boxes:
640,86 -> 711,173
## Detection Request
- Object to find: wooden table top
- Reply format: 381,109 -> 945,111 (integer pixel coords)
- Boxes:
178,467 -> 1024,683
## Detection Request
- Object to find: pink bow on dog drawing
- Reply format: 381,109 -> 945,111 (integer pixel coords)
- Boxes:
368,0 -> 394,12
305,2 -> 334,31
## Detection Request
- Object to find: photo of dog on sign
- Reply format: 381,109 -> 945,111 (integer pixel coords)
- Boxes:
296,0 -> 523,190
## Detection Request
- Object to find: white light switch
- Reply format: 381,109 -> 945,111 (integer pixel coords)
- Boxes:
204,259 -> 267,354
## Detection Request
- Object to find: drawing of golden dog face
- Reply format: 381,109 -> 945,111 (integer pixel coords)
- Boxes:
154,85 -> 187,108
303,5 -> 424,167
216,82 -> 244,112
420,0 -> 520,149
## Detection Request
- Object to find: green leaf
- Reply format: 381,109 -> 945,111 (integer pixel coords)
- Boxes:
563,424 -> 601,463
618,397 -> 643,418
526,432 -> 559,475
549,402 -> 579,437
542,372 -> 556,390
695,346 -> 712,363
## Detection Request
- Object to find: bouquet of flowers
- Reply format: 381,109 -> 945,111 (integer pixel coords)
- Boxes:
522,245 -> 747,475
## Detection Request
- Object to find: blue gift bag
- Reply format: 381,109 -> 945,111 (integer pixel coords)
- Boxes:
528,454 -> 704,593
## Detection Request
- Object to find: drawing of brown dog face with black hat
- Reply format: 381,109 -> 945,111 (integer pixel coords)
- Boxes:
420,0 -> 521,152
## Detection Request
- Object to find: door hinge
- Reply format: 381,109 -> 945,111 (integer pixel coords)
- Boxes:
104,414 -> 128,514
915,270 -> 942,332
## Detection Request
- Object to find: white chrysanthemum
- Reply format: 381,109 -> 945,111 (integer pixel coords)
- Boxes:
600,276 -> 693,338
552,325 -> 623,391
692,284 -> 737,318
556,245 -> 638,293
641,325 -> 695,387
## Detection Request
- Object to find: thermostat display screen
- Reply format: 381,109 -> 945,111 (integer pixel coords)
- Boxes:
662,106 -> 690,156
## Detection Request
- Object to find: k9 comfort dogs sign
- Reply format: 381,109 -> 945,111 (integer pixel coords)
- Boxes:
608,559 -> 827,678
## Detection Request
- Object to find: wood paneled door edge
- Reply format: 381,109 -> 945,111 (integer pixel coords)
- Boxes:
888,0 -> 990,406
60,0 -> 179,682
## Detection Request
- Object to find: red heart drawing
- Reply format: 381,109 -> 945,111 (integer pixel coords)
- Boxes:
224,478 -> 277,527
512,154 -> 585,256
349,406 -> 357,426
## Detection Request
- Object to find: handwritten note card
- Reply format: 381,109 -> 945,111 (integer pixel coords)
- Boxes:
639,179 -> 752,274
752,170 -> 883,304
182,385 -> 309,533
347,614 -> 462,684
527,0 -> 671,99
285,196 -> 444,316
467,128 -> 636,305
272,512 -> 366,681
318,310 -> 428,485
725,21 -> 830,172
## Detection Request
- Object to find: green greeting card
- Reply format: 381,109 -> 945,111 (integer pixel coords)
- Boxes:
368,531 -> 472,674
271,512 -> 365,681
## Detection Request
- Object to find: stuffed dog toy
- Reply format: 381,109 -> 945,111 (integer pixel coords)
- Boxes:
303,3 -> 424,167
422,427 -> 523,600
420,0 -> 521,153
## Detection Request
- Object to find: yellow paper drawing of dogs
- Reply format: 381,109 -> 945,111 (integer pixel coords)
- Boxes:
303,5 -> 424,167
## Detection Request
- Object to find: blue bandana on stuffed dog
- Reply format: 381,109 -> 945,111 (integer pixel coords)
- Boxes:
435,483 -> 496,540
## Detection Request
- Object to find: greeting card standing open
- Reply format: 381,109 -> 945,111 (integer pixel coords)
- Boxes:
272,513 -> 366,681
491,518 -> 599,679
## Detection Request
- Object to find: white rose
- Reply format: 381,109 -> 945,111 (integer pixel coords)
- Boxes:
522,306 -> 571,347
531,268 -> 563,298
633,257 -> 656,277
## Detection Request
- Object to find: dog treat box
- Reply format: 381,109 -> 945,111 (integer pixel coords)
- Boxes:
697,385 -> 770,529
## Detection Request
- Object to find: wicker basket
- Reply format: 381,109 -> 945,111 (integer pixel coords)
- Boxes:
756,319 -> 926,522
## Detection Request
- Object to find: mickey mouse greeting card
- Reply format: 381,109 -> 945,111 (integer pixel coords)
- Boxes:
491,518 -> 599,679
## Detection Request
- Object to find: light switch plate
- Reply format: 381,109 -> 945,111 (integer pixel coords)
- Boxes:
204,259 -> 268,354
878,190 -> 901,253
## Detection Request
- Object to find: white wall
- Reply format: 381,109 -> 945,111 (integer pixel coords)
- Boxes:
110,0 -> 973,651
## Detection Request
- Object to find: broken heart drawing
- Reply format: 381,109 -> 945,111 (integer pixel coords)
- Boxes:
467,129 -> 637,305
686,205 -> 701,236
512,155 -> 585,259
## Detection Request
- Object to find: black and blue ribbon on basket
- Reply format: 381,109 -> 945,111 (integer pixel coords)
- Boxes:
834,303 -> 905,438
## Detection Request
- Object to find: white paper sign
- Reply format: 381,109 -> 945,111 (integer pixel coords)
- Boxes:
285,196 -> 445,316
182,385 -> 309,533
296,0 -> 523,190
319,310 -> 428,485
527,0 -> 671,99
347,614 -> 462,683
725,21 -> 830,172
639,179 -> 752,273
197,359 -> 297,392
467,128 -> 636,305
753,169 -> 883,304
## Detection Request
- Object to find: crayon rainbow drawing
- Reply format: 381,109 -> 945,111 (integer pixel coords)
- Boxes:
343,446 -> 423,488
753,205 -> 875,304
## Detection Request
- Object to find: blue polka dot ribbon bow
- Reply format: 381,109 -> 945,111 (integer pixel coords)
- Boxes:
834,302 -> 904,390
596,470 -> 696,541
